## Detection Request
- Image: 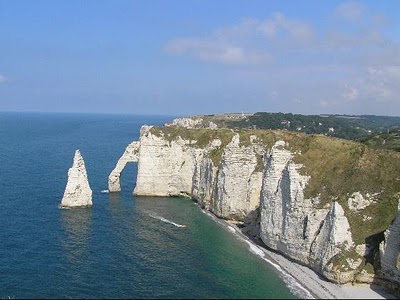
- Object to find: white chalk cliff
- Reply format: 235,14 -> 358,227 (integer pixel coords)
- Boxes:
259,141 -> 356,283
380,199 -> 400,288
108,123 -> 400,292
60,149 -> 93,208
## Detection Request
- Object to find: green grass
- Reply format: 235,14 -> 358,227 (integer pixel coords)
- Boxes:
290,136 -> 400,244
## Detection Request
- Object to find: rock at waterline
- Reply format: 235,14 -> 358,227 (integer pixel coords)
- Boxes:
60,149 -> 93,208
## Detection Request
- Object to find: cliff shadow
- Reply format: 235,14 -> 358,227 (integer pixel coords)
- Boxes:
236,207 -> 263,245
366,231 -> 400,298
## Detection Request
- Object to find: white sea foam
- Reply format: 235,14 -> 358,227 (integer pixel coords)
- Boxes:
245,241 -> 266,258
225,225 -> 313,298
243,240 -> 313,298
149,213 -> 186,228
227,226 -> 236,233
101,189 -> 109,193
193,204 -> 313,298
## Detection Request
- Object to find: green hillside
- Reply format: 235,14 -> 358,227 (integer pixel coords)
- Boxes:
197,112 -> 400,152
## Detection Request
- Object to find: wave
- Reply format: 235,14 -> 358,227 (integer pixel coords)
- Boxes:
194,203 -> 313,298
101,189 -> 109,193
243,240 -> 313,299
227,226 -> 236,233
149,213 -> 186,228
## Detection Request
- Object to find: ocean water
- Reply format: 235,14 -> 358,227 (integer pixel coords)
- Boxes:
0,112 -> 298,299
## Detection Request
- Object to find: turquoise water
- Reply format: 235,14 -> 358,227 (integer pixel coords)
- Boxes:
0,112 -> 297,299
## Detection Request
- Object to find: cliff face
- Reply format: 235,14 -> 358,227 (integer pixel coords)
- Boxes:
259,141 -> 356,283
109,124 -> 400,288
380,200 -> 400,290
128,126 -> 261,220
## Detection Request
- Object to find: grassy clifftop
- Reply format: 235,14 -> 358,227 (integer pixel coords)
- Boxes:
176,112 -> 400,152
149,125 -> 400,244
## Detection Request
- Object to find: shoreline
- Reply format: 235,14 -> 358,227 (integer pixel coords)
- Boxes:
197,206 -> 396,299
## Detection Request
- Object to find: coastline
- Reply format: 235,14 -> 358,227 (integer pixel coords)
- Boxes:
196,205 -> 396,299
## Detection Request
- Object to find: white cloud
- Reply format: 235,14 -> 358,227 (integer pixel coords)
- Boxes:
164,5 -> 400,115
340,66 -> 400,106
165,14 -> 314,66
165,37 -> 272,65
319,100 -> 329,108
365,66 -> 400,101
335,1 -> 365,22
342,85 -> 359,101
0,74 -> 7,83
291,97 -> 302,104
258,12 -> 314,42
270,90 -> 278,98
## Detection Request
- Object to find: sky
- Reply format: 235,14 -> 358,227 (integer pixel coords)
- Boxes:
0,0 -> 399,116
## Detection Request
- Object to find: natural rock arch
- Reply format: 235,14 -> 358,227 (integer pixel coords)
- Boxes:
108,141 -> 140,192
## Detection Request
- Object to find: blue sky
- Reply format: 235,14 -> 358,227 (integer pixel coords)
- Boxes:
0,1 -> 399,116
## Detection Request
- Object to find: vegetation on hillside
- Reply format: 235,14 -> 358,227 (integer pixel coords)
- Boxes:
202,112 -> 400,151
358,128 -> 400,152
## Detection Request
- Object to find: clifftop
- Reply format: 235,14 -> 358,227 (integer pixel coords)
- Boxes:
168,112 -> 400,151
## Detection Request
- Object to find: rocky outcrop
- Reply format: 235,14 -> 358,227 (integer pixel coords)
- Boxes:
208,134 -> 263,220
130,127 -> 261,220
60,149 -> 92,208
109,124 -> 400,290
259,141 -> 357,283
348,192 -> 377,212
165,117 -> 204,129
108,141 -> 140,192
133,126 -> 202,197
379,199 -> 400,290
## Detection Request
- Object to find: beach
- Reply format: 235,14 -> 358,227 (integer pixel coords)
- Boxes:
200,207 -> 397,299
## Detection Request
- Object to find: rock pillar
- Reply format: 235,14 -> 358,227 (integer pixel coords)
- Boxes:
60,149 -> 93,208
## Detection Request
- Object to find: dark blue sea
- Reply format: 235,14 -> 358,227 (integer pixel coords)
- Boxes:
0,112 -> 301,299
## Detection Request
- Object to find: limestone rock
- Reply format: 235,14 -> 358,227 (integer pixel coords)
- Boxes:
165,117 -> 204,128
60,149 -> 92,208
347,191 -> 377,212
380,199 -> 400,290
260,140 -> 317,263
108,141 -> 140,192
259,140 -> 356,283
309,202 -> 356,283
211,134 -> 263,220
108,125 -> 400,289
133,126 -> 203,196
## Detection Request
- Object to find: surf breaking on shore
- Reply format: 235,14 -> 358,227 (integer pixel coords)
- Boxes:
195,204 -> 395,299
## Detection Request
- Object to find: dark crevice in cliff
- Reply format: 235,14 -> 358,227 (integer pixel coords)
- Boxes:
303,216 -> 308,240
281,165 -> 291,238
309,219 -> 325,254
365,231 -> 385,272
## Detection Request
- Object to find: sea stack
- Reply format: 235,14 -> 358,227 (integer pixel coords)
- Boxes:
60,149 -> 93,208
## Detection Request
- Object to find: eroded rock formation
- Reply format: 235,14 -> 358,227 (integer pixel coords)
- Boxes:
60,149 -> 92,208
108,123 -> 400,291
108,141 -> 140,192
380,200 -> 400,291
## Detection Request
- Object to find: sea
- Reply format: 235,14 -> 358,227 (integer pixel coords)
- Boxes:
0,112 -> 308,299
